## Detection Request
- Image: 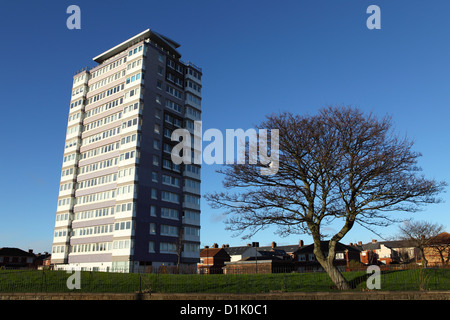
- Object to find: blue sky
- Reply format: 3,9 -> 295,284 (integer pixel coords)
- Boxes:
0,0 -> 449,253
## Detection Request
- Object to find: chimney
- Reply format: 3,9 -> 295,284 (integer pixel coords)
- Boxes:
358,241 -> 362,246
213,243 -> 218,248
349,243 -> 353,246
272,241 -> 277,248
252,242 -> 259,247
247,243 -> 251,247
299,240 -> 304,247
222,244 -> 226,248
372,239 -> 377,243
28,249 -> 33,254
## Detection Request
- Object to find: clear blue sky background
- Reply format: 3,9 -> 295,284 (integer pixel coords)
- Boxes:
0,0 -> 449,253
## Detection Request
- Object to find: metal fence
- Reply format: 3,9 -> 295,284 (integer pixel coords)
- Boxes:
0,266 -> 449,293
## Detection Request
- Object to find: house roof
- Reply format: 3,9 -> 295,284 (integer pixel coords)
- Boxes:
361,240 -> 417,251
429,232 -> 450,245
0,247 -> 35,257
224,244 -> 303,256
199,248 -> 230,258
294,241 -> 362,255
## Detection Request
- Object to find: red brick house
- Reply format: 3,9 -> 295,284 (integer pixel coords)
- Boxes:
0,247 -> 36,269
424,232 -> 450,266
197,244 -> 231,274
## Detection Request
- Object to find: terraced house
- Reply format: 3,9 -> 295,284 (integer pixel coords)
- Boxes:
51,29 -> 202,272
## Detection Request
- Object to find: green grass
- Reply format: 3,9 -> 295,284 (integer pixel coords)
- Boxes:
1,268 -> 449,293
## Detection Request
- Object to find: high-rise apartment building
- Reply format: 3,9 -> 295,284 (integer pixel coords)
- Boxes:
51,29 -> 202,272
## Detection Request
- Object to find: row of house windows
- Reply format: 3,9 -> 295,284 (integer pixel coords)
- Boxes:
65,139 -> 78,150
88,70 -> 125,93
71,242 -> 112,253
127,58 -> 142,71
61,167 -> 74,177
167,59 -> 183,74
73,73 -> 86,85
57,197 -> 73,207
125,72 -> 142,85
89,56 -> 127,80
82,126 -> 121,146
85,97 -> 123,119
148,241 -> 199,254
74,224 -> 113,237
80,142 -> 120,161
63,153 -> 77,163
68,111 -> 82,123
77,172 -> 117,190
186,67 -> 201,81
70,99 -> 84,110
186,80 -> 201,94
186,93 -> 201,106
79,157 -> 118,175
119,150 -> 139,162
55,213 -> 70,222
87,84 -> 124,105
128,45 -> 144,57
121,133 -> 138,146
117,184 -> 136,196
76,189 -> 116,205
166,85 -> 183,100
166,72 -> 183,87
74,207 -> 114,221
84,111 -> 122,132
59,182 -> 73,192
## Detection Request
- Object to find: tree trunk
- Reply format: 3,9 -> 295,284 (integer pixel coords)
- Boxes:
320,259 -> 351,290
420,247 -> 428,268
312,242 -> 351,290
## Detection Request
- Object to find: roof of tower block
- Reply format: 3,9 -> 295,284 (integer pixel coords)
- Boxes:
92,28 -> 181,64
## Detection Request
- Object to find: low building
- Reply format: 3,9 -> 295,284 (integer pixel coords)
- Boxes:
34,252 -> 52,269
223,240 -> 304,262
223,255 -> 296,274
0,248 -> 36,269
424,232 -> 450,266
293,241 -> 361,272
197,244 -> 231,274
359,239 -> 420,265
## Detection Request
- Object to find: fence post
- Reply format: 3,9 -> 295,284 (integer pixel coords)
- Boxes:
41,270 -> 47,292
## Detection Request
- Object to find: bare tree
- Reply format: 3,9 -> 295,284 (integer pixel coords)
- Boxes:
206,106 -> 446,290
398,220 -> 446,267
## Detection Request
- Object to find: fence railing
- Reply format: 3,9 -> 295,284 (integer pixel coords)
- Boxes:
0,266 -> 449,293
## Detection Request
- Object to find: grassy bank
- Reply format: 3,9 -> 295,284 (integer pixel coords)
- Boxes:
0,268 -> 449,293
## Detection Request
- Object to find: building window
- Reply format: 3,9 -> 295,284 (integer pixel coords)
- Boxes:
149,241 -> 155,252
150,205 -> 157,217
160,242 -> 177,253
160,224 -> 178,237
335,253 -> 345,260
149,223 -> 156,235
